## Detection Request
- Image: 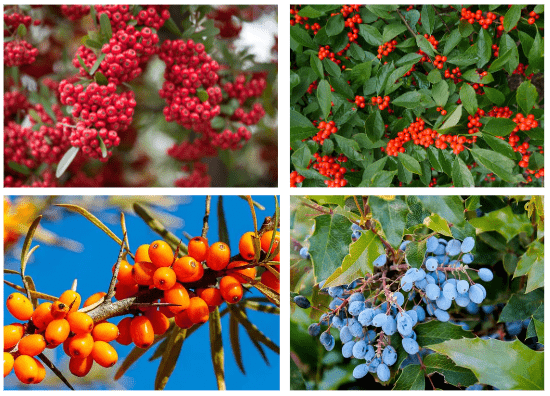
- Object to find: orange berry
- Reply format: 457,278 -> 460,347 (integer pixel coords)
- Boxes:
114,260 -> 136,285
83,292 -> 107,308
188,236 -> 209,262
92,322 -> 119,342
172,255 -> 200,281
59,290 -> 81,314
227,261 -> 256,284
132,261 -> 156,285
4,323 -> 25,350
69,355 -> 94,377
67,312 -> 94,334
134,244 -> 151,263
33,360 -> 46,384
4,352 -> 14,377
148,240 -> 174,268
30,302 -> 54,330
68,333 -> 94,358
206,242 -> 231,270
261,270 -> 280,292
115,283 -> 139,300
130,316 -> 155,349
197,288 -> 224,307
187,297 -> 210,324
145,309 -> 170,335
50,300 -> 70,319
18,334 -> 47,356
14,355 -> 43,384
116,317 -> 133,345
45,318 -> 70,346
164,283 -> 190,314
238,231 -> 256,260
174,310 -> 194,329
220,276 -> 244,304
91,341 -> 118,367
153,267 -> 177,290
6,292 -> 33,321
260,230 -> 280,254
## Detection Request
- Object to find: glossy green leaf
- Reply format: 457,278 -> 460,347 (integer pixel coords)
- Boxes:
503,5 -> 522,32
513,241 -> 544,293
452,156 -> 474,187
310,55 -> 323,79
369,196 -> 409,249
358,24 -> 383,46
482,117 -> 517,137
476,27 -> 492,68
349,61 -> 371,85
499,289 -> 544,322
398,153 -> 422,175
418,196 -> 465,227
424,353 -> 477,387
516,80 -> 538,115
459,84 -> 477,115
488,48 -> 513,72
328,76 -> 354,99
470,148 -> 524,183
317,80 -> 332,120
416,320 -> 476,346
56,147 -> 80,178
458,19 -> 474,37
382,23 -> 407,43
323,58 -> 341,77
405,240 -> 427,269
393,365 -> 424,390
443,29 -> 462,55
431,80 -> 449,107
416,34 -> 435,57
483,87 -> 505,106
423,213 -> 453,237
469,205 -> 532,242
392,90 -> 434,109
291,145 -> 313,169
421,5 -> 435,35
482,134 -> 517,159
438,105 -> 462,130
326,14 -> 344,36
290,25 -> 316,49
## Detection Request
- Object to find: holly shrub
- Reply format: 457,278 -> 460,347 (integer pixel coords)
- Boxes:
290,195 -> 544,389
4,5 -> 278,187
290,5 -> 544,187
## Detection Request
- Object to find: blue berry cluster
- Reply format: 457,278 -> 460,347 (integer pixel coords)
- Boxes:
299,235 -> 495,384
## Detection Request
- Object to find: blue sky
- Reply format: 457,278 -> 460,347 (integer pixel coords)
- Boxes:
4,195 -> 280,390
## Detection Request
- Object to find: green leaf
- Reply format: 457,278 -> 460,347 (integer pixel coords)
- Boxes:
404,240 -> 427,269
527,29 -> 543,72
416,320 -> 476,346
358,24 -> 383,46
333,134 -> 363,162
452,156 -> 475,187
503,4 -> 522,32
423,213 -> 453,237
308,196 -> 347,207
310,54 -> 323,79
443,29 -> 462,56
483,87 -> 505,106
518,30 -> 535,59
297,6 -> 325,18
416,35 -> 435,57
499,289 -> 543,322
17,23 -> 27,37
516,80 -> 538,115
398,153 -> 422,175
197,89 -> 209,102
458,19 -> 474,37
432,80 -> 449,107
290,25 -> 316,49
369,196 -> 409,249
163,18 -> 182,36
482,117 -> 517,137
427,69 -> 442,84
94,71 -> 108,85
89,53 -> 105,75
317,80 -> 332,120
392,90 -> 434,109
513,241 -> 544,293
8,161 -> 31,175
459,84 -> 477,116
290,358 -> 307,390
328,76 -> 354,99
438,105 -> 462,130
429,338 -> 543,390
290,71 -> 300,91
209,307 -> 225,390
56,147 -> 80,178
76,54 -> 90,74
488,48 -> 513,73
533,319 -> 544,344
217,197 -> 230,246
99,13 -> 113,40
323,231 -> 385,287
323,58 -> 341,78
291,145 -> 313,169
382,23 -> 407,43
326,14 -> 344,36
386,65 -> 416,94
368,170 -> 397,187
424,353 -> 478,387
228,313 -> 244,374
476,27 -> 492,68
482,134 -> 517,159
461,69 -> 494,84
393,365 -> 424,390
309,214 -> 352,283
97,136 -> 108,158
470,148 -> 523,183
446,46 -> 479,67
421,5 -> 435,35
364,111 -> 384,140
155,326 -> 187,390
418,196 -> 465,227
349,61 -> 371,85
469,205 -> 532,242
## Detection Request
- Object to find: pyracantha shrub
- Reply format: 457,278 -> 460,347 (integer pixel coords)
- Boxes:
290,195 -> 544,390
4,5 -> 277,187
290,5 -> 543,187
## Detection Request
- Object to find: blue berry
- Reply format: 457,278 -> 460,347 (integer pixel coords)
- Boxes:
466,301 -> 480,314
320,332 -> 334,347
332,316 -> 344,329
392,291 -> 405,307
456,280 -> 469,294
425,258 -> 438,271
348,300 -> 365,316
461,237 -> 475,253
468,284 -> 485,304
455,292 -> 471,307
352,231 -> 361,241
358,308 -> 374,326
349,319 -> 364,337
349,292 -> 365,303
396,312 -> 414,336
402,338 -> 419,355
340,326 -> 353,343
299,246 -> 310,259
436,294 -> 452,310
406,310 -> 418,326
319,313 -> 330,324
506,321 -> 523,336
342,340 -> 355,358
481,305 -> 495,314
353,363 -> 369,379
373,254 -> 387,268
442,283 -> 457,300
399,240 -> 411,251
329,298 -> 344,310
373,313 -> 388,327
413,306 -> 426,322
364,344 -> 375,362
434,243 -> 446,255
435,308 -> 450,322
308,323 -> 321,337
365,330 -> 377,343
426,283 -> 441,300
367,357 -> 381,373
294,295 -> 311,309
382,345 -> 397,366
462,253 -> 474,264
401,280 -> 413,292
446,239 -> 462,256
382,316 -> 397,335
351,223 -> 362,232
377,363 -> 391,382
328,286 -> 344,298
352,340 -> 368,359
414,278 -> 427,291
479,268 -> 493,282
466,384 -> 483,390
426,236 -> 439,253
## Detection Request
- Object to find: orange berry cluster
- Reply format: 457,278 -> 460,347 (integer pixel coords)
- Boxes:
528,11 -> 540,24
289,8 -> 308,27
433,55 -> 447,69
436,107 -> 447,116
312,153 -> 349,187
492,44 -> 499,58
312,120 -> 338,145
354,95 -> 366,108
444,67 -> 462,83
337,4 -> 361,18
377,40 -> 397,59
460,8 -> 498,29
417,34 -> 438,62
344,13 -> 361,42
290,170 -> 305,187
318,45 -> 338,63
371,96 -> 390,111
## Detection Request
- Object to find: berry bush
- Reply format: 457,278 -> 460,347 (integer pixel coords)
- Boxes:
4,195 -> 280,389
4,5 -> 278,187
290,5 -> 544,187
290,195 -> 544,389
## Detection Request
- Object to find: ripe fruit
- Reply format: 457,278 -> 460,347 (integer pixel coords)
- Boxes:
206,242 -> 230,270
69,355 -> 94,377
83,292 -> 107,307
134,244 -> 151,263
59,290 -> 81,313
67,312 -> 94,334
91,341 -> 118,367
148,240 -> 174,267
132,261 -> 156,285
173,256 -> 200,281
6,293 -> 34,321
114,260 -> 136,285
18,334 -> 47,356
261,270 -> 280,292
50,300 -> 70,319
14,355 -> 43,384
68,333 -> 94,358
188,236 -> 209,262
4,352 -> 14,377
220,275 -> 244,304
115,283 -> 139,300
130,316 -> 154,348
164,283 -> 190,313
45,318 -> 71,346
116,317 -> 133,345
238,231 -> 256,260
145,310 -> 170,335
92,322 -> 119,342
4,323 -> 25,350
227,261 -> 256,283
31,302 -> 54,329
197,287 -> 224,307
153,267 -> 177,290
187,297 -> 210,324
174,310 -> 193,329
260,230 -> 279,254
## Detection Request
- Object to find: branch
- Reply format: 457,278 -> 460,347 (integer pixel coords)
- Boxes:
202,196 -> 211,238
396,9 -> 435,64
87,288 -> 164,322
106,233 -> 127,301
432,5 -> 451,33
38,353 -> 74,390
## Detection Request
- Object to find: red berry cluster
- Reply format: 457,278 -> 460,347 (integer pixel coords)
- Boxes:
94,5 -> 133,30
174,162 -> 211,187
4,90 -> 31,121
417,34 -> 438,62
29,118 -> 73,164
460,8 -> 498,29
290,170 -> 305,187
211,127 -> 252,150
527,11 -> 540,24
371,96 -> 390,111
4,40 -> 38,67
312,153 -> 349,187
436,107 -> 447,116
167,137 -> 217,162
512,63 -> 534,79
233,103 -> 266,126
377,40 -> 397,59
4,12 -> 35,34
318,46 -> 337,62
486,106 -> 513,118
60,5 -> 91,21
354,95 -> 366,108
338,4 -> 361,17
444,66 -> 462,83
492,44 -> 499,58
135,5 -> 170,29
208,6 -> 244,38
433,55 -> 447,69
312,120 -> 337,145
68,122 -> 120,161
343,13 -> 361,42
224,74 -> 267,105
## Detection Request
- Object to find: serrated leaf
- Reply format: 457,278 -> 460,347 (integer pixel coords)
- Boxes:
513,241 -> 543,293
483,87 -> 505,105
533,319 -> 544,344
516,81 -> 538,115
499,289 -> 544,323
482,134 -> 517,159
155,326 -> 187,390
470,148 -> 524,183
290,25 -> 316,49
323,231 -> 385,287
423,353 -> 477,387
317,80 -> 331,120
416,320 -> 476,346
163,18 -> 182,36
418,196 -> 465,227
438,104 -> 462,130
481,117 -> 517,137
416,35 -> 436,57
369,196 -> 409,249
459,84 -> 477,116
428,338 -> 543,390
488,48 -> 513,73
405,239 -> 427,268
503,5 -> 522,32
393,365 -> 424,390
326,14 -> 344,36
469,205 -> 532,242
383,23 -> 407,43
323,58 -> 341,77
423,213 -> 453,237
452,156 -> 474,187
358,24 -> 383,46
421,5 -> 435,35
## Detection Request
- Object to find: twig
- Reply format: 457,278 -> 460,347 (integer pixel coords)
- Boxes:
202,196 -> 211,238
432,6 -> 451,33
396,9 -> 435,64
38,353 -> 74,390
121,212 -> 131,254
87,288 -> 164,322
3,280 -> 58,301
106,233 -> 127,301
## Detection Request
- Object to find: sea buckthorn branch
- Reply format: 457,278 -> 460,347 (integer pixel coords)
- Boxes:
37,352 -> 74,390
106,232 -> 130,301
202,195 -> 212,239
